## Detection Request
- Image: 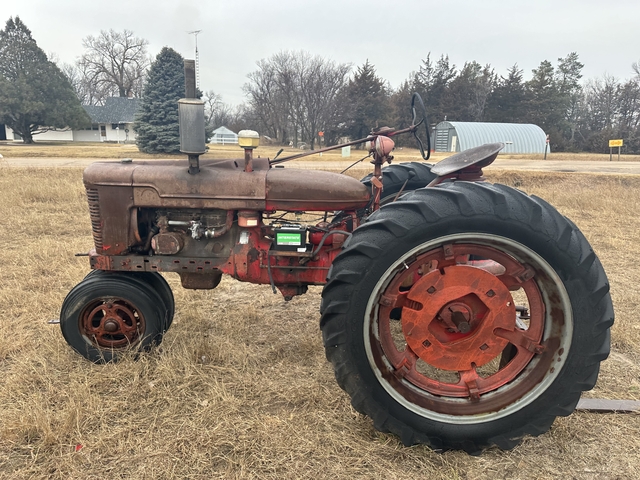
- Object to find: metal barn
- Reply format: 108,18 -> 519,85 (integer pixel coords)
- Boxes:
434,122 -> 548,154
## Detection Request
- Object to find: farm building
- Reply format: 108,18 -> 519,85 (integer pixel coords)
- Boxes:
434,121 -> 548,154
80,97 -> 141,143
210,126 -> 238,144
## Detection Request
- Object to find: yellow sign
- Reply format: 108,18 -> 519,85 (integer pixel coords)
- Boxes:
609,139 -> 623,147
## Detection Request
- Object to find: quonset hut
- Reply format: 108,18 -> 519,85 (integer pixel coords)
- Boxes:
434,121 -> 548,154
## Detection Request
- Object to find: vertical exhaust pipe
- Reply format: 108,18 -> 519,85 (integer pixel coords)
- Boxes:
179,59 -> 206,174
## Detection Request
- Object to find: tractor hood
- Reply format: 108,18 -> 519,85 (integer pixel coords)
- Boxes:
83,158 -> 370,212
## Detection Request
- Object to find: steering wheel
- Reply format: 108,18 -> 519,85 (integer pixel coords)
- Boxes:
411,93 -> 431,160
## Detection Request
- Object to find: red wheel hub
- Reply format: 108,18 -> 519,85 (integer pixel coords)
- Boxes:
402,265 -> 515,371
374,243 -> 548,407
81,299 -> 144,348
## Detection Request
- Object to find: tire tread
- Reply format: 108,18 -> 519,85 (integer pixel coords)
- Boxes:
321,181 -> 613,452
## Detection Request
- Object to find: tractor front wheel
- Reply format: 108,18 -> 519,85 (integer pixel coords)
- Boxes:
84,270 -> 175,329
320,181 -> 613,453
61,274 -> 167,362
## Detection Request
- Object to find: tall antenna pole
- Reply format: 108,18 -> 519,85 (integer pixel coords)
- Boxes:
188,30 -> 202,90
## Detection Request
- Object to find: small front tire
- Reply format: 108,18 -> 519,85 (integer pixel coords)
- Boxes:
61,274 -> 167,362
84,270 -> 175,329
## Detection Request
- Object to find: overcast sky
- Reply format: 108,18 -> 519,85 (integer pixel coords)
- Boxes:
4,0 -> 640,106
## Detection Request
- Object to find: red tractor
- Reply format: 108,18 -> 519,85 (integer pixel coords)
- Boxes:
60,68 -> 613,453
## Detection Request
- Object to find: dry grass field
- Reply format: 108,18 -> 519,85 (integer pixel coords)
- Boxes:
2,140 -> 640,163
0,161 -> 639,479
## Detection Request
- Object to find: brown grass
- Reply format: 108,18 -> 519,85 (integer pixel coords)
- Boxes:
0,164 -> 638,479
2,140 -> 640,163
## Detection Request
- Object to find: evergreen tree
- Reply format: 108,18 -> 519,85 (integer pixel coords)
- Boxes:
525,60 -> 566,148
388,79 -> 415,147
446,61 -> 495,121
134,47 -> 185,153
555,52 -> 584,148
0,17 -> 90,143
414,53 -> 457,122
485,64 -> 529,123
341,60 -> 391,142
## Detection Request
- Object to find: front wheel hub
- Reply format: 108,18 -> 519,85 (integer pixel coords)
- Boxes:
81,299 -> 143,349
103,319 -> 119,332
401,265 -> 516,371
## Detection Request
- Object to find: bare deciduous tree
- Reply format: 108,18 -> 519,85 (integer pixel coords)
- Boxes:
203,90 -> 237,129
244,59 -> 292,143
582,75 -> 620,131
244,51 -> 350,149
61,62 -> 112,106
77,29 -> 150,104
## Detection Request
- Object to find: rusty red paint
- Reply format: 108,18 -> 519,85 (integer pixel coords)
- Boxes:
371,242 -> 552,412
401,266 -> 514,371
88,222 -> 344,296
179,271 -> 223,289
83,159 -> 371,258
81,297 -> 145,349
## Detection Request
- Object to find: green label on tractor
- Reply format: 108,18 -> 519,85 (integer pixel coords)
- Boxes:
276,232 -> 303,245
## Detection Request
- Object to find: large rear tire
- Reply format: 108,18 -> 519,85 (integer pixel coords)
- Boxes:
320,181 -> 613,453
360,162 -> 436,205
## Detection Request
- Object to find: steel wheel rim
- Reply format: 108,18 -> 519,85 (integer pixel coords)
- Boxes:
364,233 -> 573,424
80,297 -> 146,349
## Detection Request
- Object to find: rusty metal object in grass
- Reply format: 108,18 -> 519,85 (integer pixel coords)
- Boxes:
576,398 -> 640,413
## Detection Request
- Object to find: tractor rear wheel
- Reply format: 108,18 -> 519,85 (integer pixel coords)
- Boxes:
61,274 -> 167,362
360,161 -> 436,205
320,181 -> 613,453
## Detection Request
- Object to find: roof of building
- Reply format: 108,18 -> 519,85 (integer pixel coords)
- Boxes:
435,121 -> 547,154
211,126 -> 237,136
84,97 -> 141,124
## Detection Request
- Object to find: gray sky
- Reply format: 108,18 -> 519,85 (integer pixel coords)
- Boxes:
4,0 -> 640,106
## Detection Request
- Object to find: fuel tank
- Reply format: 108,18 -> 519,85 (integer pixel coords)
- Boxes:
83,157 -> 371,211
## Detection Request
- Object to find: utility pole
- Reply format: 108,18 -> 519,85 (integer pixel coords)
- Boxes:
188,30 -> 202,90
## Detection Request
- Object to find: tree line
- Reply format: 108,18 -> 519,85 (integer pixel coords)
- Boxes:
242,52 -> 640,153
1,16 -> 639,154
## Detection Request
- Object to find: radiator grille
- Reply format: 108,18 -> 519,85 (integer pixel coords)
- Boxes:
86,188 -> 103,250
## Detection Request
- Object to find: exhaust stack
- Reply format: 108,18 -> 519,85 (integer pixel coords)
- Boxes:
179,59 -> 206,174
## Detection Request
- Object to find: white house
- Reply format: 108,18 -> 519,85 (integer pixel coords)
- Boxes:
1,97 -> 141,143
79,97 -> 141,143
1,125 -> 74,141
